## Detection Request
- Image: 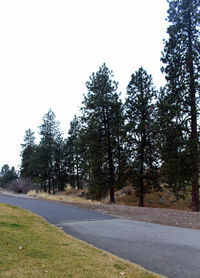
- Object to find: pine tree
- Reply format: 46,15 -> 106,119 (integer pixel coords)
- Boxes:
113,98 -> 128,190
161,0 -> 200,211
81,63 -> 123,202
66,115 -> 83,189
38,109 -> 63,194
125,67 -> 160,207
53,131 -> 67,192
20,129 -> 38,180
64,137 -> 76,188
0,164 -> 18,188
81,118 -> 109,200
157,87 -> 191,199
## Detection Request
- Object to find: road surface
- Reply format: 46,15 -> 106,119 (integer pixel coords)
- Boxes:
0,193 -> 200,278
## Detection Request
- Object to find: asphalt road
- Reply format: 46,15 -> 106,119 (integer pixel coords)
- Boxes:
0,193 -> 200,278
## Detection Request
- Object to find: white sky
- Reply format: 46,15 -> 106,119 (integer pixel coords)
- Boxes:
0,0 -> 168,170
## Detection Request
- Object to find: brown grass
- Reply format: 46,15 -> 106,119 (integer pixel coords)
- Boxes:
114,186 -> 192,211
28,189 -> 101,204
28,186 -> 192,211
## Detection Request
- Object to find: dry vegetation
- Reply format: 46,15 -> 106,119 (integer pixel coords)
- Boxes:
0,203 -> 165,278
28,186 -> 192,211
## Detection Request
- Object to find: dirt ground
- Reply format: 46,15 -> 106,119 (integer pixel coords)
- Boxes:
53,199 -> 200,230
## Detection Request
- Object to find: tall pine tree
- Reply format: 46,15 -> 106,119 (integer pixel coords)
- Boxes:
125,68 -> 160,207
161,0 -> 200,211
81,63 -> 123,202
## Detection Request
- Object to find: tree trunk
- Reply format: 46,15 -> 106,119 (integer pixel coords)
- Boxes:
139,179 -> 144,207
108,148 -> 115,203
116,134 -> 122,190
139,87 -> 145,207
52,184 -> 55,195
102,106 -> 115,203
48,182 -> 51,194
188,14 -> 199,212
44,182 -> 47,193
76,161 -> 80,190
139,147 -> 144,207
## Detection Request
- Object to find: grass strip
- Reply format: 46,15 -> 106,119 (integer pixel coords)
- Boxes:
0,203 -> 165,278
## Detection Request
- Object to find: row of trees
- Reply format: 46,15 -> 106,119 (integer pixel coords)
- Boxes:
2,0 -> 199,211
20,66 -> 160,206
20,114 -> 67,194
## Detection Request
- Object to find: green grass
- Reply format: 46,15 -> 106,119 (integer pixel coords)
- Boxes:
0,203 -> 166,278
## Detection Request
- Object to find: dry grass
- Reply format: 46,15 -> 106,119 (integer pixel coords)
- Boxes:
28,189 -> 101,205
0,188 -> 14,194
28,186 -> 192,211
0,203 -> 165,278
114,187 -> 192,211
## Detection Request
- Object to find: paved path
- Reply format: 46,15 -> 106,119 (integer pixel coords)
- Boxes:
0,193 -> 200,278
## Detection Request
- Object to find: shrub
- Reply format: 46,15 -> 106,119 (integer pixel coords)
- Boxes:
6,178 -> 40,194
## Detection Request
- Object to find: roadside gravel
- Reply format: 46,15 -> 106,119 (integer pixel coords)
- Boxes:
56,200 -> 200,230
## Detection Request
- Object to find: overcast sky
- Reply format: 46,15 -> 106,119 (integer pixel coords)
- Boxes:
0,0 -> 169,170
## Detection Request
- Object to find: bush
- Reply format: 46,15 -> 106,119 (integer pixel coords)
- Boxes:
6,178 -> 40,194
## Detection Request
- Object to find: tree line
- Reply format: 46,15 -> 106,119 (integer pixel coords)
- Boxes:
0,0 -> 199,211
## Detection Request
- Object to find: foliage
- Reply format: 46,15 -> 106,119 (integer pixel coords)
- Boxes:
20,110 -> 68,194
20,129 -> 39,181
161,0 -> 200,211
125,68 -> 160,206
38,109 -> 66,194
81,63 -> 125,202
0,164 -> 18,188
65,115 -> 83,189
156,87 -> 191,199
